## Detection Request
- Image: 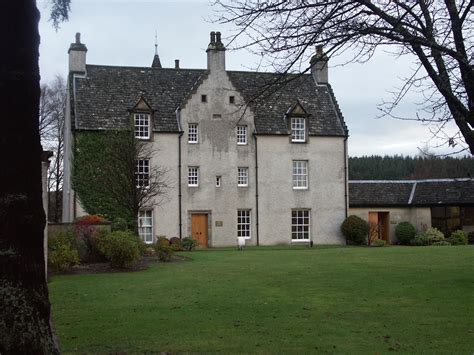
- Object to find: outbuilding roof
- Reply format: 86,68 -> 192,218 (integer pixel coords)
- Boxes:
71,64 -> 347,136
349,178 -> 474,207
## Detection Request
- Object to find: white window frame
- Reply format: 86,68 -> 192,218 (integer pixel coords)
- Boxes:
237,210 -> 251,239
237,125 -> 247,145
237,167 -> 249,187
291,117 -> 306,142
138,210 -> 153,244
188,166 -> 199,187
188,123 -> 198,144
291,209 -> 310,241
134,113 -> 150,139
292,160 -> 308,189
135,159 -> 150,188
216,176 -> 221,187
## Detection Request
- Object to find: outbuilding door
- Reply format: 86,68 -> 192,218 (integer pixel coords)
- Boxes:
191,214 -> 209,248
368,212 -> 390,245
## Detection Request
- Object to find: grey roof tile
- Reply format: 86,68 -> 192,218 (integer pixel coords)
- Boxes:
349,179 -> 474,207
74,65 -> 205,132
227,71 -> 347,136
72,65 -> 347,136
349,181 -> 413,207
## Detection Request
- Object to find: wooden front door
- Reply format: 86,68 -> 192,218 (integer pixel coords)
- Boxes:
191,214 -> 208,248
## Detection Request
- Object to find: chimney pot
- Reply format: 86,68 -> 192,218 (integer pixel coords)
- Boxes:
316,45 -> 323,55
216,32 -> 222,44
175,59 -> 180,69
210,31 -> 216,44
75,32 -> 81,44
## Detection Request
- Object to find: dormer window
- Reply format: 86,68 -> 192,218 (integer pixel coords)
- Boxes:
291,117 -> 306,142
134,113 -> 150,139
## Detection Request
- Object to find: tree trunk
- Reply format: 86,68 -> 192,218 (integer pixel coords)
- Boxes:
0,1 -> 60,353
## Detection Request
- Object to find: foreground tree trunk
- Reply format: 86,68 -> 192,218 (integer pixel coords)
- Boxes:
0,1 -> 59,353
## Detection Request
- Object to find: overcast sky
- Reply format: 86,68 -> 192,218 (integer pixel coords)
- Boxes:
37,0 -> 462,157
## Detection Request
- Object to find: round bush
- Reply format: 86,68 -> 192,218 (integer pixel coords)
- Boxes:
48,232 -> 80,271
169,237 -> 182,251
447,230 -> 468,245
99,231 -> 141,268
182,237 -> 198,251
395,221 -> 416,245
154,244 -> 174,262
341,215 -> 369,245
156,236 -> 170,247
424,227 -> 445,244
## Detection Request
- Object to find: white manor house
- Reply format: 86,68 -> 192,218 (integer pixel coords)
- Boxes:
62,32 -> 349,247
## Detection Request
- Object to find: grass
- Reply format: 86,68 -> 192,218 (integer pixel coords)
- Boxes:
49,246 -> 474,353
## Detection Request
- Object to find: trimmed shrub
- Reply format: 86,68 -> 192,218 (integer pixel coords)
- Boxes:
182,237 -> 198,251
468,231 -> 474,245
341,215 -> 369,245
371,239 -> 385,247
169,237 -> 182,251
447,230 -> 468,245
98,231 -> 141,268
432,241 -> 451,246
424,227 -> 445,244
48,232 -> 80,271
395,221 -> 416,245
74,214 -> 107,225
154,244 -> 174,262
411,234 -> 429,246
156,236 -> 170,247
411,228 -> 445,246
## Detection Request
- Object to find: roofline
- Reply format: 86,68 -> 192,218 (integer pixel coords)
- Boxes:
85,63 -> 206,72
350,202 -> 474,208
349,178 -> 473,183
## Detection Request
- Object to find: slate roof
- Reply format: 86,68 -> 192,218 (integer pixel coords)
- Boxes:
71,64 -> 347,136
349,178 -> 474,207
227,71 -> 347,136
73,65 -> 204,132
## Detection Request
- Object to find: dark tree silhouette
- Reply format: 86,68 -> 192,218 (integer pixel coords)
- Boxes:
215,1 -> 474,154
0,0 -> 69,352
40,76 -> 66,222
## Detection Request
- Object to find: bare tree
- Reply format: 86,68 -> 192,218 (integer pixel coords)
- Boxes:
102,131 -> 171,232
40,76 -> 66,222
214,0 -> 474,154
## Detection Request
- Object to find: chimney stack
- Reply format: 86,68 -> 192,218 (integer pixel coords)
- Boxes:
68,32 -> 87,74
310,45 -> 328,84
206,31 -> 226,73
175,59 -> 180,69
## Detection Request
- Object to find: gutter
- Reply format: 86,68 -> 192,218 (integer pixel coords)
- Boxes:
253,130 -> 260,246
176,106 -> 183,239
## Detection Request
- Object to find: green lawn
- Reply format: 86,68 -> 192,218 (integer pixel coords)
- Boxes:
49,246 -> 473,353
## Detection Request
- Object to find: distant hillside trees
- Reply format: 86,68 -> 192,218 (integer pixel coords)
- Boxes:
349,155 -> 474,180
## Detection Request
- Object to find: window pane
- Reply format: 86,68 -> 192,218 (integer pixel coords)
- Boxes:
291,209 -> 310,240
291,117 -> 305,142
135,159 -> 150,188
237,210 -> 251,238
138,210 -> 153,244
237,126 -> 247,145
188,167 -> 199,186
188,123 -> 198,143
238,167 -> 248,186
134,113 -> 150,139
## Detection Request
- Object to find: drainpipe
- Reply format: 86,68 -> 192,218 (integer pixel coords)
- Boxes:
176,106 -> 183,239
253,131 -> 260,246
343,135 -> 348,219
